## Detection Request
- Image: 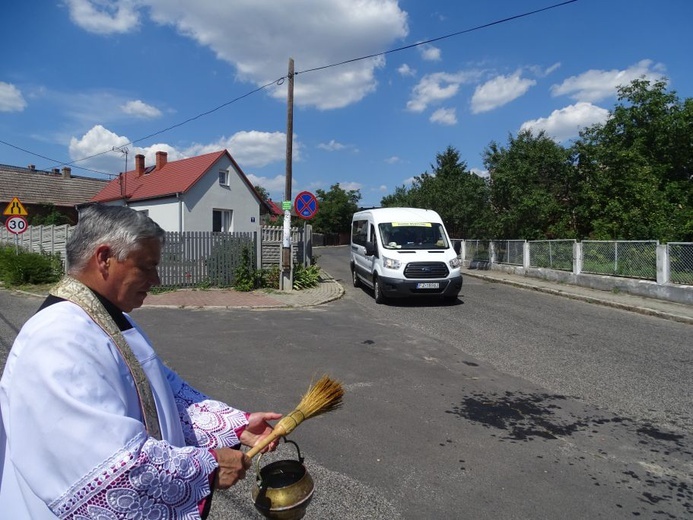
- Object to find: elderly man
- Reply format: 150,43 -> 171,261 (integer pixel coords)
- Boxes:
0,204 -> 280,519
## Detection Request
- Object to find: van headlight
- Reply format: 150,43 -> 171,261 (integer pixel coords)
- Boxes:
449,257 -> 461,269
383,256 -> 401,270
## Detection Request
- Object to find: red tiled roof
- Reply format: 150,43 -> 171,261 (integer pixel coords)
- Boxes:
92,150 -> 226,202
266,199 -> 283,215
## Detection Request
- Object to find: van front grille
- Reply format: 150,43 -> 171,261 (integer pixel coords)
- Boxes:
403,262 -> 449,279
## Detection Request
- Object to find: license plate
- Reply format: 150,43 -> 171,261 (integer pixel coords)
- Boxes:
416,282 -> 439,289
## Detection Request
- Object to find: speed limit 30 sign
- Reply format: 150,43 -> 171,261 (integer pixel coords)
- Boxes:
5,215 -> 28,235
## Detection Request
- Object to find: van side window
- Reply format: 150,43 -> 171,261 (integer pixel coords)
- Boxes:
370,224 -> 378,256
352,219 -> 368,246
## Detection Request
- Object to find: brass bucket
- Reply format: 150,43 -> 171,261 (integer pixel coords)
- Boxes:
251,440 -> 315,520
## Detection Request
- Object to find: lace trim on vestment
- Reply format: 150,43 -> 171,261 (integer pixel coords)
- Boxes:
50,433 -> 217,519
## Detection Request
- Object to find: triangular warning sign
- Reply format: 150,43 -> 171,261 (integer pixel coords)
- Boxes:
3,197 -> 28,216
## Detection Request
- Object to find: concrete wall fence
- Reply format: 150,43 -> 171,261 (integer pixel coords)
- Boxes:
460,239 -> 693,305
2,225 -> 690,304
1,224 -> 313,288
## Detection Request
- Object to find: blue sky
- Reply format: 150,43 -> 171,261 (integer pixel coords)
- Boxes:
1,0 -> 691,208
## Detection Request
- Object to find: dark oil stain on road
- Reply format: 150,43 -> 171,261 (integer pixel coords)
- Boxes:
444,390 -> 693,517
445,391 -> 585,441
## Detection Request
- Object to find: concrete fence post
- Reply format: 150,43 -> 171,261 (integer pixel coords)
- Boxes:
656,244 -> 669,284
574,241 -> 583,275
523,240 -> 530,269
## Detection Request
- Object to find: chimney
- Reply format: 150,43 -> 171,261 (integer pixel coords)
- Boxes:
28,164 -> 35,171
52,168 -> 60,174
155,151 -> 168,170
62,167 -> 72,179
135,154 -> 145,176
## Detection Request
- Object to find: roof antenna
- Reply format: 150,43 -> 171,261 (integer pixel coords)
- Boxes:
114,146 -> 129,198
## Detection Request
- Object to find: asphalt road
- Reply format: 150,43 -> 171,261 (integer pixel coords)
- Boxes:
1,251 -> 691,519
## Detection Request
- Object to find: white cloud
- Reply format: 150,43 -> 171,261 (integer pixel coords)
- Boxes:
141,0 -> 409,110
544,62 -> 561,76
385,156 -> 401,164
65,0 -> 140,34
69,125 -> 131,173
520,102 -> 610,142
0,82 -> 27,112
246,173 -> 287,196
187,130 -> 297,168
68,125 -> 295,174
407,71 -> 479,112
471,71 -> 536,114
551,59 -> 667,102
318,139 -> 346,151
338,181 -> 362,192
430,107 -> 457,125
470,168 -> 489,178
121,100 -> 162,119
398,64 -> 416,77
419,44 -> 441,61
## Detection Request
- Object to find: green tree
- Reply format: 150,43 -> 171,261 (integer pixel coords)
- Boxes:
311,183 -> 361,234
380,185 -> 412,207
381,146 -> 491,238
30,204 -> 72,226
254,185 -> 270,202
572,78 -> 693,240
484,130 -> 575,239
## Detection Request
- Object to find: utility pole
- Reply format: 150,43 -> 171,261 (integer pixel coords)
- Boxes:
280,58 -> 295,291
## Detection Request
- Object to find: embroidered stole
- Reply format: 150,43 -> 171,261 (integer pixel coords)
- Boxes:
50,276 -> 162,440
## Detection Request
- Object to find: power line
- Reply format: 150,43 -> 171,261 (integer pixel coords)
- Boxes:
0,138 -> 116,178
296,0 -> 578,76
38,77 -> 285,173
4,0 -> 578,174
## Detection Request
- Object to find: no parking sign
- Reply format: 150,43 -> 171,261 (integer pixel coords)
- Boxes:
294,191 -> 319,220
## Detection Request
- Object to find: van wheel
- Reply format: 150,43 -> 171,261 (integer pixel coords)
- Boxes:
374,277 -> 386,304
351,268 -> 360,288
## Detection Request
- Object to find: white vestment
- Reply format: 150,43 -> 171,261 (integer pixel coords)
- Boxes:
0,300 -> 248,519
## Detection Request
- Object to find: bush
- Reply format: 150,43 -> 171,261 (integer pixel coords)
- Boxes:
0,246 -> 63,286
292,263 -> 321,290
261,267 -> 281,290
233,246 -> 263,291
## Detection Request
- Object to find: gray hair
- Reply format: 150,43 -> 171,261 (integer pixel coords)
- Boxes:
66,204 -> 165,274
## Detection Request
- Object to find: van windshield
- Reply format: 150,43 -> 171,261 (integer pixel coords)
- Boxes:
378,222 -> 449,250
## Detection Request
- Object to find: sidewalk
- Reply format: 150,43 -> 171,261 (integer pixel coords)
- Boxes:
463,268 -> 693,325
142,268 -> 693,325
142,271 -> 345,310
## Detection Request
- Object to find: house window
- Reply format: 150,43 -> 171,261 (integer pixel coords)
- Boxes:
219,170 -> 230,186
213,209 -> 233,232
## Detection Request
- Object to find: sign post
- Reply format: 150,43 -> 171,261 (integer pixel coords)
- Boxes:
3,198 -> 29,254
294,192 -> 318,267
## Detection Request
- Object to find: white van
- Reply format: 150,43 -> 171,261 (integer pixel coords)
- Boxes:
350,207 -> 462,303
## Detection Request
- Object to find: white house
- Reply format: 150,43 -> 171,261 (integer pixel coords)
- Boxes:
91,150 -> 270,232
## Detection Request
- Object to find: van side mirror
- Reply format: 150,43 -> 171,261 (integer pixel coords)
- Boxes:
365,241 -> 376,256
453,241 -> 461,255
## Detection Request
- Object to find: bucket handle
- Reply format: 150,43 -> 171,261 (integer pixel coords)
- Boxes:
254,438 -> 305,485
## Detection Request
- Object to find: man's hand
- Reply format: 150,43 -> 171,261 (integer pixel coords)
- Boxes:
212,447 -> 251,489
240,412 -> 283,452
